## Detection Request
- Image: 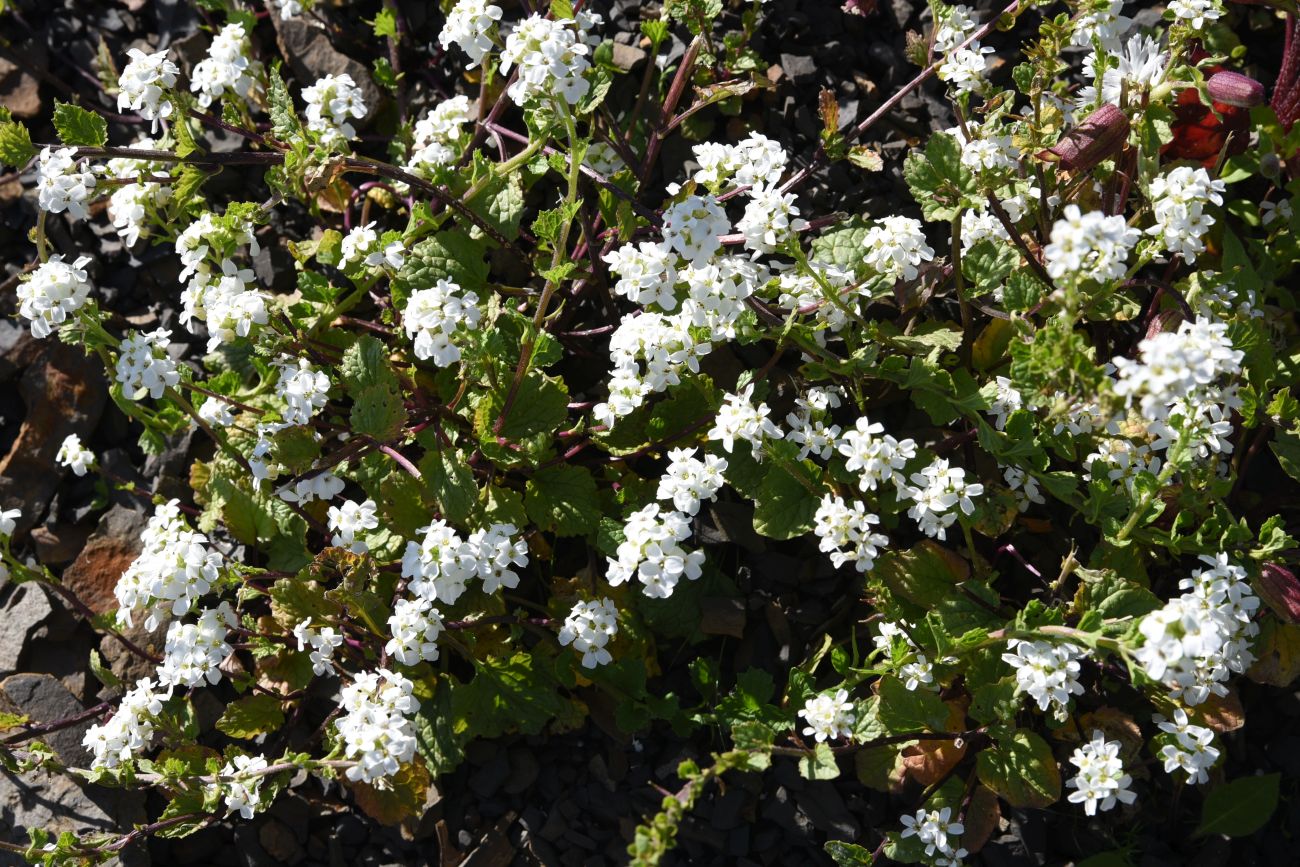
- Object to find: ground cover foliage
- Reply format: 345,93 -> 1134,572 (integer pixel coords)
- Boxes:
3,0 -> 1300,863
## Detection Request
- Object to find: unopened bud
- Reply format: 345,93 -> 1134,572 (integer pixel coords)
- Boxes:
1207,71 -> 1265,108
1258,562 -> 1300,623
1039,104 -> 1129,172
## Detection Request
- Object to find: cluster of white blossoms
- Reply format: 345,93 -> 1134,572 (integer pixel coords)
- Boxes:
593,311 -> 712,426
837,416 -> 918,492
1169,0 -> 1222,30
934,4 -> 992,95
606,504 -> 704,599
1135,552 -> 1260,705
656,448 -> 727,515
900,806 -> 965,862
401,278 -> 483,367
112,501 -> 221,630
874,621 -> 940,692
692,132 -> 789,191
1112,317 -> 1242,425
1003,466 -> 1046,512
900,458 -> 984,540
1147,167 -> 1225,263
293,620 -> 344,676
340,222 -> 405,270
105,139 -> 174,247
662,194 -> 730,265
798,689 -> 855,743
248,421 -> 290,489
191,23 -> 260,109
1079,33 -> 1168,110
335,669 -> 418,785
278,470 -> 346,505
115,328 -> 180,401
157,603 -> 237,688
303,73 -> 368,144
1155,707 -> 1220,784
56,433 -> 95,476
385,596 -> 445,665
948,124 -> 1019,174
500,14 -> 593,106
401,521 -> 528,604
117,48 -> 178,131
1044,205 -> 1142,283
1071,0 -> 1133,50
82,678 -> 168,770
18,254 -> 92,338
557,597 -> 619,668
1066,731 -> 1136,816
35,147 -> 96,220
439,0 -> 503,68
862,216 -> 935,283
407,95 -> 475,173
176,214 -> 268,352
212,754 -> 270,820
786,388 -> 844,461
327,498 -> 379,553
603,241 -> 679,310
813,494 -> 889,573
708,384 -> 783,458
275,358 -> 331,425
1002,639 -> 1086,720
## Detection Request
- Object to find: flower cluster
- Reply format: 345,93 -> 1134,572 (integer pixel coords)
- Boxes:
837,416 -> 917,492
35,147 -> 96,220
83,678 -> 168,770
402,278 -> 483,366
157,603 -> 237,688
1147,167 -> 1225,263
117,48 -> 178,131
56,433 -> 95,476
1001,639 -> 1086,720
327,499 -> 379,553
336,669 -> 418,785
19,255 -> 92,338
606,504 -> 704,599
408,95 -> 475,173
341,222 -> 405,270
862,216 -> 935,282
1155,708 -> 1220,784
105,139 -> 174,247
798,689 -> 855,743
293,621 -> 344,676
1045,205 -> 1142,283
1066,731 -> 1137,816
385,596 -> 445,665
439,0 -> 503,68
708,385 -> 783,458
900,458 -> 984,540
115,328 -> 180,401
813,494 -> 889,573
113,500 -> 224,631
500,14 -> 593,106
900,806 -> 965,861
303,73 -> 368,144
656,448 -> 727,515
276,358 -> 332,425
558,598 -> 619,668
401,521 -> 528,604
191,23 -> 259,109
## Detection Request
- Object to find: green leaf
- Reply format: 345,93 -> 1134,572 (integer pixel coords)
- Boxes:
976,729 -> 1061,808
876,676 -> 950,732
486,373 -> 569,441
396,230 -> 490,302
451,652 -> 568,739
52,102 -> 107,147
268,65 -> 302,140
525,465 -> 600,536
419,448 -> 479,525
873,540 -> 970,607
752,455 -> 820,540
215,695 -> 286,739
902,132 -> 974,222
341,334 -> 398,394
1270,430 -> 1300,484
370,7 -> 398,39
0,119 -> 36,169
477,171 -> 524,241
810,217 -> 871,273
350,383 -> 406,440
962,240 -> 1020,298
532,201 -> 582,245
824,841 -> 875,866
1195,773 -> 1280,838
413,681 -> 466,775
1073,568 -> 1161,622
799,742 -> 841,780
1003,269 -> 1046,312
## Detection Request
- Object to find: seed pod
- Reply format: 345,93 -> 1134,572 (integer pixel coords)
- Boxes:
1207,71 -> 1266,108
1039,104 -> 1129,172
1257,562 -> 1300,624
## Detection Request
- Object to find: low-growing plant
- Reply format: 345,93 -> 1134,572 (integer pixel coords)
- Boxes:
1,0 -> 1299,863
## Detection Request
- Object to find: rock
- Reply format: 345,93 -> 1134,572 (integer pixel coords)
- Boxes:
504,747 -> 539,794
259,818 -> 305,865
0,342 -> 107,537
779,52 -> 818,87
62,505 -> 147,617
30,522 -> 94,568
0,53 -> 42,119
611,42 -> 647,72
98,619 -> 162,688
270,18 -> 380,125
0,767 -> 147,866
700,597 -> 746,639
0,585 -> 53,678
0,673 -> 94,765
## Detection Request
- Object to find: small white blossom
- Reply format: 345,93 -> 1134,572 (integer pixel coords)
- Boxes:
303,73 -> 368,144
1155,708 -> 1220,784
862,216 -> 934,282
385,596 -> 444,665
294,620 -> 345,676
191,23 -> 260,109
1169,0 -> 1222,30
56,433 -> 95,476
198,397 -> 236,428
18,255 -> 92,339
327,498 -> 379,553
402,279 -> 483,367
900,806 -> 965,858
117,48 -> 178,131
336,669 -> 418,786
35,147 -> 96,220
212,754 -> 269,819
708,384 -> 783,457
408,96 -> 475,172
900,458 -> 984,540
439,0 -> 504,68
1002,639 -> 1086,720
1147,166 -> 1225,263
83,678 -> 168,769
657,448 -> 727,515
662,194 -> 730,265
603,241 -> 680,310
1044,205 -> 1142,284
157,603 -> 237,688
500,15 -> 592,106
799,689 -> 855,743
836,416 -> 917,493
1066,731 -> 1137,816
276,358 -> 331,425
606,504 -> 704,599
116,328 -> 180,401
813,494 -> 889,573
466,523 -> 529,594
402,521 -> 475,604
558,597 -> 619,668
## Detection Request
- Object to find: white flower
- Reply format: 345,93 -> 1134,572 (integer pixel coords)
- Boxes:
112,500 -> 222,630
786,395 -> 842,461
813,494 -> 889,573
558,597 -> 619,668
1169,0 -> 1222,30
213,754 -> 269,819
191,23 -> 260,109
657,448 -> 727,515
862,216 -> 934,282
1004,466 -> 1045,512
466,523 -> 529,593
408,95 -> 475,172
336,669 -> 418,786
1078,34 -> 1167,108
56,433 -> 96,476
117,48 -> 178,131
1155,708 -> 1219,784
900,657 -> 936,691
593,311 -> 712,426
708,384 -> 783,458
439,0 -> 504,68
35,147 -> 96,220
738,187 -> 804,255
180,258 -> 268,352
603,241 -> 679,310
402,520 -> 476,604
985,376 -> 1024,431
1146,166 -> 1225,263
327,498 -> 379,552
385,596 -> 444,665
1071,0 -> 1132,51
900,806 -> 964,858
500,15 -> 592,105
402,279 -> 483,367
276,358 -> 331,425
1261,199 -> 1292,226
1044,205 -> 1141,284
0,508 -> 21,538
278,471 -> 346,505
157,603 -> 237,688
83,677 -> 168,769
836,416 -> 917,493
1066,731 -> 1136,816
198,397 -> 236,427
1002,639 -> 1086,720
798,689 -> 855,743
938,44 -> 994,94
605,504 -> 704,599
303,73 -> 368,144
900,458 -> 984,540
276,0 -> 304,18
106,140 -> 173,247
18,255 -> 92,338
1112,317 -> 1242,424
293,621 -> 344,676
662,194 -> 730,265
115,328 -> 180,401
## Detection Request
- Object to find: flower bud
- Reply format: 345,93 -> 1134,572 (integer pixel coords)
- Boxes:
1257,562 -> 1300,623
1207,71 -> 1265,108
1039,104 -> 1129,172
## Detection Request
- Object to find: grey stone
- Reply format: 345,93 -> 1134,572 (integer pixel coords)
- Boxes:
0,586 -> 53,677
0,767 -> 147,866
779,53 -> 818,87
0,673 -> 93,766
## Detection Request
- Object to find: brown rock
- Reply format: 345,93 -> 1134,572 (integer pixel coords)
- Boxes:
611,42 -> 647,72
0,54 -> 41,119
30,523 -> 94,568
61,506 -> 146,616
99,619 -> 162,687
0,342 -> 107,537
259,818 -> 305,865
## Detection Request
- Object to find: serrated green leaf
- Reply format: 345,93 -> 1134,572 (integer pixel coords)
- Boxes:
52,102 -> 107,147
0,120 -> 36,169
753,456 -> 820,540
420,448 -> 479,525
268,65 -> 302,140
525,465 -> 600,536
350,383 -> 405,440
976,729 -> 1061,808
876,676 -> 950,732
215,695 -> 286,739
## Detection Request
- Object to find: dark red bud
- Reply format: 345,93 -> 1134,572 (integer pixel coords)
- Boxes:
1258,563 -> 1300,624
1207,71 -> 1266,108
1038,103 -> 1130,172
